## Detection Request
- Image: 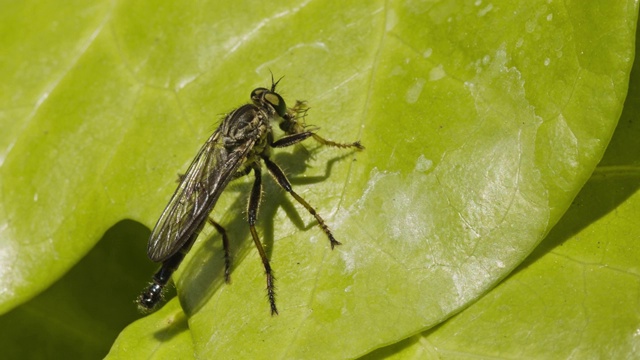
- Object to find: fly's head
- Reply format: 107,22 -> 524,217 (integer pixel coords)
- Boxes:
251,79 -> 312,135
251,87 -> 287,119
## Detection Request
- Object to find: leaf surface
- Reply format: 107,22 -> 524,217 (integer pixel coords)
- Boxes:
0,0 -> 635,358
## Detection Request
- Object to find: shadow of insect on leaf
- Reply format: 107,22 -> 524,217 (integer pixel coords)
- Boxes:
177,145 -> 360,315
151,300 -> 190,343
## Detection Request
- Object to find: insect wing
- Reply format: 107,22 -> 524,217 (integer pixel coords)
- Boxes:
147,129 -> 254,262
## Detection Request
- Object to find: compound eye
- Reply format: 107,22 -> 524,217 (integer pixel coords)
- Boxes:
251,88 -> 268,102
264,92 -> 287,117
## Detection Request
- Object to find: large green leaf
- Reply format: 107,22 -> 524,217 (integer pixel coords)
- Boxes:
0,0 -> 635,358
367,26 -> 640,357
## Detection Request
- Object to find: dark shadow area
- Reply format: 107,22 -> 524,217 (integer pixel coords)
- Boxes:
0,219 -> 168,359
359,335 -> 422,360
151,303 -> 190,342
520,174 -> 640,270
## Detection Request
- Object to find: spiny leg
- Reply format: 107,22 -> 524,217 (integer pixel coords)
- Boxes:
137,232 -> 198,312
247,165 -> 278,315
311,133 -> 364,150
262,156 -> 341,249
204,165 -> 251,283
278,106 -> 364,150
272,131 -> 364,151
208,218 -> 231,283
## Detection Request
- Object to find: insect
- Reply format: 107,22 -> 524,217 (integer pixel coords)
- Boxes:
137,77 -> 364,314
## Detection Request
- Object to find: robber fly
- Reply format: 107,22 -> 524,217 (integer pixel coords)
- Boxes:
137,77 -> 363,315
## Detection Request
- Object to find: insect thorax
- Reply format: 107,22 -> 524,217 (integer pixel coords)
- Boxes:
221,104 -> 271,149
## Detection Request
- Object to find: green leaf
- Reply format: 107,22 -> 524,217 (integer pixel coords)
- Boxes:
108,298 -> 194,359
0,0 -> 636,359
0,0 -> 124,314
429,171 -> 640,359
365,14 -> 640,359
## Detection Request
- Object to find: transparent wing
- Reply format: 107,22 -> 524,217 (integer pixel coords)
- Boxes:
147,129 -> 255,262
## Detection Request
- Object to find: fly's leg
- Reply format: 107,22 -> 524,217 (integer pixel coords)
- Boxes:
231,166 -> 252,180
208,218 -> 231,283
262,156 -> 341,249
204,165 -> 254,283
279,104 -> 364,150
137,232 -> 198,312
247,165 -> 278,315
310,133 -> 364,150
272,131 -> 364,150
271,131 -> 314,148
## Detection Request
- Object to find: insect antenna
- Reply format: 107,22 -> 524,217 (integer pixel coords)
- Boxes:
270,71 -> 284,92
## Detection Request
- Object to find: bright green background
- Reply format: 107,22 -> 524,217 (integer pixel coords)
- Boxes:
0,1 -> 637,359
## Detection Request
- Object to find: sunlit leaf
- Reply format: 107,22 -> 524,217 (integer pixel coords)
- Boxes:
365,15 -> 640,359
0,0 -> 635,358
